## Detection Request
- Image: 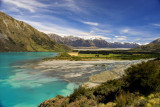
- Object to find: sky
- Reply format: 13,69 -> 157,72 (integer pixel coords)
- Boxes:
0,0 -> 160,44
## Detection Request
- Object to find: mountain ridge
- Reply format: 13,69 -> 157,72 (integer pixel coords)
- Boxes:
133,38 -> 160,52
48,34 -> 140,48
0,11 -> 71,52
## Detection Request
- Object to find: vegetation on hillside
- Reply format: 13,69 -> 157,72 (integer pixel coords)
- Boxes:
39,59 -> 160,107
43,52 -> 82,61
132,43 -> 160,52
0,11 -> 71,52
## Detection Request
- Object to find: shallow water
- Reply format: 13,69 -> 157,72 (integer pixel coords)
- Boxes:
0,52 -> 77,107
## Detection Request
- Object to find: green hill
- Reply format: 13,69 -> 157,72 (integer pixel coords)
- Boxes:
133,38 -> 160,52
0,11 -> 71,52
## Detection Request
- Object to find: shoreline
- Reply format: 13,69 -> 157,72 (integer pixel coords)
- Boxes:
32,59 -> 150,87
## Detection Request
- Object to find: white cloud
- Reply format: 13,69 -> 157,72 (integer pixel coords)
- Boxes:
50,0 -> 84,13
2,0 -> 88,15
82,21 -> 99,26
153,24 -> 160,27
114,36 -> 126,38
120,28 -> 129,33
2,0 -> 48,13
120,28 -> 148,36
114,35 -> 127,41
92,28 -> 111,33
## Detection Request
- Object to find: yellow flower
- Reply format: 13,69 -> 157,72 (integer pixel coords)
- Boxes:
148,99 -> 156,104
148,94 -> 154,99
139,96 -> 145,100
145,103 -> 152,107
105,102 -> 117,107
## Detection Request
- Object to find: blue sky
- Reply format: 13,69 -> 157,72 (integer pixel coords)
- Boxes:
0,0 -> 160,44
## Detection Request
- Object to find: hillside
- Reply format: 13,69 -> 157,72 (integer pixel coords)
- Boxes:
0,11 -> 71,52
48,34 -> 139,48
133,38 -> 160,52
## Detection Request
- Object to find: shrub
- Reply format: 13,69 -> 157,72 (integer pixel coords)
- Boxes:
102,64 -> 105,67
93,79 -> 125,103
56,95 -> 64,99
70,56 -> 82,61
69,86 -> 87,103
94,64 -> 98,66
115,91 -> 134,107
124,60 -> 160,95
57,52 -> 71,58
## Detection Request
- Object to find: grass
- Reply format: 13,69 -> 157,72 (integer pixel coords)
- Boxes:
68,52 -> 79,56
78,54 -> 108,58
78,53 -> 160,60
43,51 -> 160,61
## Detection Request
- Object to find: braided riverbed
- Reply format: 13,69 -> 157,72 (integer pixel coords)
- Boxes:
0,52 -> 149,107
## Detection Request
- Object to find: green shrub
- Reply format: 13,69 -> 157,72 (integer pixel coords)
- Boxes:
56,95 -> 64,99
69,86 -> 87,103
70,56 -> 82,61
94,64 -> 98,66
57,52 -> 71,58
93,79 -> 125,103
115,91 -> 134,107
102,64 -> 105,67
124,60 -> 160,95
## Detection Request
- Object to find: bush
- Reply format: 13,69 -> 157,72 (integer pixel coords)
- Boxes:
56,95 -> 64,99
115,91 -> 134,107
70,56 -> 82,61
124,60 -> 160,95
69,86 -> 87,103
93,79 -> 125,103
57,52 -> 71,58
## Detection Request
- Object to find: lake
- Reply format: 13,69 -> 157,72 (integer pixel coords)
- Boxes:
0,52 -> 77,107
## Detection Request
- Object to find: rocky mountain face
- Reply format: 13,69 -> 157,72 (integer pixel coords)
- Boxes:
0,11 -> 71,52
151,38 -> 160,44
48,34 -> 139,48
109,42 -> 139,48
133,38 -> 160,52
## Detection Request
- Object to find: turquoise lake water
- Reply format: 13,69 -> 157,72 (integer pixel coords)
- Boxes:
0,52 -> 77,107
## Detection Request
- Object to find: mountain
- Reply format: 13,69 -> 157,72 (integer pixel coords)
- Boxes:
48,34 -> 139,48
151,38 -> 160,44
133,38 -> 160,52
0,11 -> 71,52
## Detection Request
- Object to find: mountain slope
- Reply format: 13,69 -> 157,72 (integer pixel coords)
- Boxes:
48,34 -> 139,48
0,11 -> 71,52
133,38 -> 160,52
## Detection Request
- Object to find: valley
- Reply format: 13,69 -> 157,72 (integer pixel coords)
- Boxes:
0,5 -> 160,107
